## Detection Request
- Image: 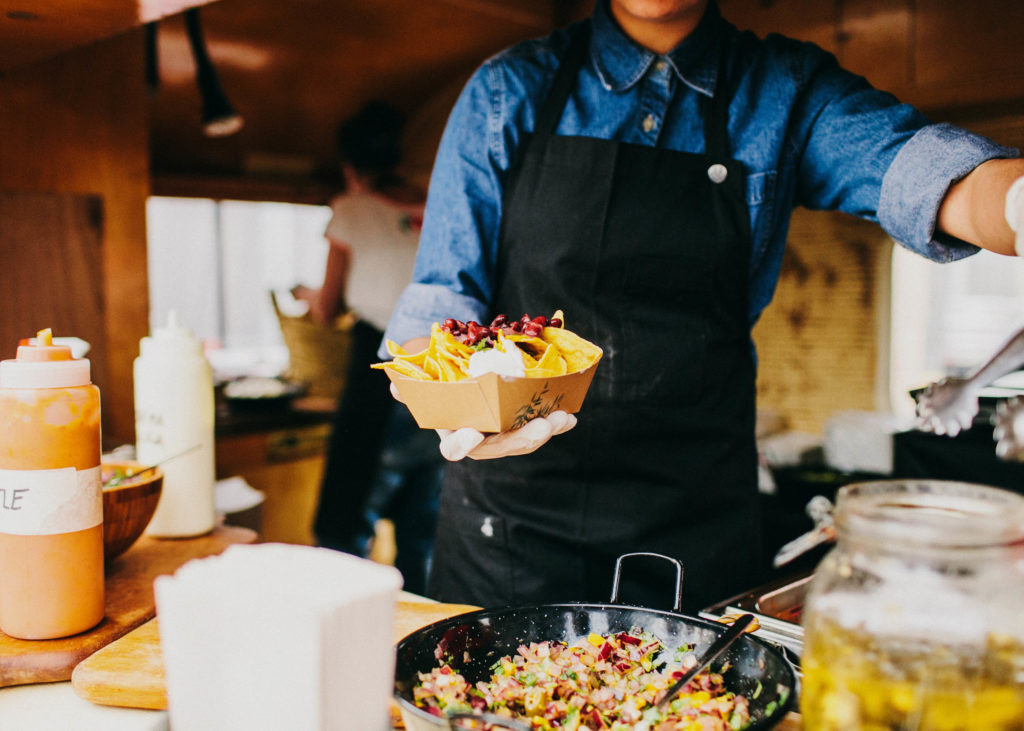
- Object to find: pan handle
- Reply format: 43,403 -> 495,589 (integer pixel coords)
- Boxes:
610,552 -> 684,612
448,711 -> 532,731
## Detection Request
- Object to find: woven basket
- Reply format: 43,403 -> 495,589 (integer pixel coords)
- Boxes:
272,291 -> 356,401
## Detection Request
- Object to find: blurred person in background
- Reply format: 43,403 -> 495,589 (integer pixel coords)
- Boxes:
298,101 -> 444,594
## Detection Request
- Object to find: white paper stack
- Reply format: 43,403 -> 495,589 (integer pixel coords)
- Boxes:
823,410 -> 912,475
154,543 -> 403,731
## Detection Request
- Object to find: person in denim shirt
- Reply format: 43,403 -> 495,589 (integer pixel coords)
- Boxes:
382,0 -> 1024,610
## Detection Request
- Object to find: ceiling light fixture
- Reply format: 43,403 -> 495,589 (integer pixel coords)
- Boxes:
144,21 -> 159,95
184,8 -> 244,138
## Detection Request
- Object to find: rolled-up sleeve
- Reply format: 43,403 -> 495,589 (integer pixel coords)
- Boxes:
879,122 -> 1018,261
379,284 -> 488,358
380,60 -> 510,359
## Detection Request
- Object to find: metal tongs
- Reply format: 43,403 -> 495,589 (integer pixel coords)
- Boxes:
915,324 -> 1024,458
656,614 -> 756,711
772,495 -> 835,568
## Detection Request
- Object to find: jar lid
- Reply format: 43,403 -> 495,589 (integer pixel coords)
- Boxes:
835,479 -> 1024,549
0,328 -> 91,388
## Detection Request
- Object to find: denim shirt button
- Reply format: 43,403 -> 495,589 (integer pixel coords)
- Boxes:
654,59 -> 667,73
642,114 -> 656,133
707,163 -> 728,183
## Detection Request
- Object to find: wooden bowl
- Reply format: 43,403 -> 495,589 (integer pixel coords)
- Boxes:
101,461 -> 163,561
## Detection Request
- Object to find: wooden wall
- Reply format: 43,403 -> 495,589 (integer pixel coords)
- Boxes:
752,213 -> 892,434
721,0 -> 1024,434
0,31 -> 150,445
1,0 -> 1023,441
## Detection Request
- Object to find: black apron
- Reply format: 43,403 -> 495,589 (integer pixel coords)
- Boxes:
430,24 -> 761,614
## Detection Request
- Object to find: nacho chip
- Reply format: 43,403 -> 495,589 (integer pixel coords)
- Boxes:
373,310 -> 600,382
385,340 -> 409,357
541,326 -> 603,373
372,358 -> 431,380
530,340 -> 568,377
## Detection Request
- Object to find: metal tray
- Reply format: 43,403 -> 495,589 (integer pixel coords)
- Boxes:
700,572 -> 811,667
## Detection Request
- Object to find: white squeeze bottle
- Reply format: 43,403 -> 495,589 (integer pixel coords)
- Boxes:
135,311 -> 216,537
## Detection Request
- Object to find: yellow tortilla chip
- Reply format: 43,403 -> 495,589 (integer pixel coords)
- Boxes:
385,340 -> 409,357
423,355 -> 442,380
542,326 -> 602,373
435,351 -> 467,382
372,359 -> 430,380
530,341 -> 568,376
372,310 -> 600,381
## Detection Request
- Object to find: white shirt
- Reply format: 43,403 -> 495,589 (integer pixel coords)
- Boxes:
324,191 -> 420,332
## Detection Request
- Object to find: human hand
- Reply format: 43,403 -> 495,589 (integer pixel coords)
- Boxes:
436,411 -> 577,461
994,396 -> 1024,460
290,284 -> 317,304
1004,175 -> 1024,257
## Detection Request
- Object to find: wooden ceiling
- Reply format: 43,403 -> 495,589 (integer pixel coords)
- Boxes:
147,0 -> 592,196
5,0 -> 1024,201
0,0 -> 214,70
0,0 -> 589,198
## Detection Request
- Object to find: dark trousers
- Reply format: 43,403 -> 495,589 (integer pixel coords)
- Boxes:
314,320 -> 394,555
313,320 -> 443,595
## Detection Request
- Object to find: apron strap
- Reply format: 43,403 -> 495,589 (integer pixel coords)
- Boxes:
533,23 -> 591,140
703,43 -> 730,160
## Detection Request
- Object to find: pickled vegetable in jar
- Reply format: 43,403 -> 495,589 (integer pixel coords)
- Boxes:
800,480 -> 1024,730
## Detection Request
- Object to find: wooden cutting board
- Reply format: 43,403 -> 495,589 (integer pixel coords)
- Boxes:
70,599 -> 481,710
72,599 -> 803,729
0,524 -> 257,688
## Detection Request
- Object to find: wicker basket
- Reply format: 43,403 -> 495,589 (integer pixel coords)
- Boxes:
271,291 -> 356,401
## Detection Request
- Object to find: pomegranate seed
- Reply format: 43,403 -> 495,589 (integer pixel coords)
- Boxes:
510,321 -> 522,332
549,318 -> 562,328
442,318 -> 457,332
520,313 -> 532,325
531,315 -> 548,326
490,314 -> 508,327
523,322 -> 543,337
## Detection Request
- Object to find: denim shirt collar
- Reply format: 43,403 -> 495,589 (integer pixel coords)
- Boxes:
591,0 -> 723,97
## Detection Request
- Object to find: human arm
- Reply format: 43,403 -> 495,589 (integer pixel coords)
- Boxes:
379,56 -> 524,357
379,47 -> 578,460
778,40 -> 1019,262
937,158 -> 1024,256
308,240 -> 352,325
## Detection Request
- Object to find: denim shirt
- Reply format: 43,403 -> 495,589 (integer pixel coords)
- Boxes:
383,0 -> 1016,355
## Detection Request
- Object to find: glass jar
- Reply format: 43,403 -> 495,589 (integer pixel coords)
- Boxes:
800,480 -> 1024,730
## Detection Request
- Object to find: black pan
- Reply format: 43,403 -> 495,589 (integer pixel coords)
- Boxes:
394,553 -> 798,730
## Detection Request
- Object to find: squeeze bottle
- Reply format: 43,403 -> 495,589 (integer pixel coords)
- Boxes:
0,328 -> 105,639
135,312 -> 216,537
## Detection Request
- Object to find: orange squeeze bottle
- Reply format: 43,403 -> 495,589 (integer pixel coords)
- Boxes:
0,329 -> 104,639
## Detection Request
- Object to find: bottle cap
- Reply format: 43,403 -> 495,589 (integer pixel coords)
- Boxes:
140,310 -> 204,360
0,328 -> 92,388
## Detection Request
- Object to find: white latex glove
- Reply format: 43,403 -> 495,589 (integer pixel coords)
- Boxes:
1005,175 -> 1024,257
436,411 -> 577,461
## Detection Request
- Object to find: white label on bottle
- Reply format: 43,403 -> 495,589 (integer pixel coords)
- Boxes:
0,466 -> 102,535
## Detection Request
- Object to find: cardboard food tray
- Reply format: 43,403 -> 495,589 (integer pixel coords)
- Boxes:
385,359 -> 600,433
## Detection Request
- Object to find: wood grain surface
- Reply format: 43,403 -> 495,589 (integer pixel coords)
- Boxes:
0,525 -> 256,688
71,599 -> 481,710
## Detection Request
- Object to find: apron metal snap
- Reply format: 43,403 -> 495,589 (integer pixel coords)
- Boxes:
481,517 -> 494,538
707,163 -> 728,184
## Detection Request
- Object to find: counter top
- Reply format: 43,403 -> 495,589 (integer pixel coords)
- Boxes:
215,396 -> 335,437
3,591 -> 804,729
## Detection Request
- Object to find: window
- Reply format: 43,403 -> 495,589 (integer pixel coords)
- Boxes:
146,197 -> 331,379
889,244 -> 1024,418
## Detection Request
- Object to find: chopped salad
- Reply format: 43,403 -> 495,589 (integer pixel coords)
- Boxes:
412,628 -> 752,730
